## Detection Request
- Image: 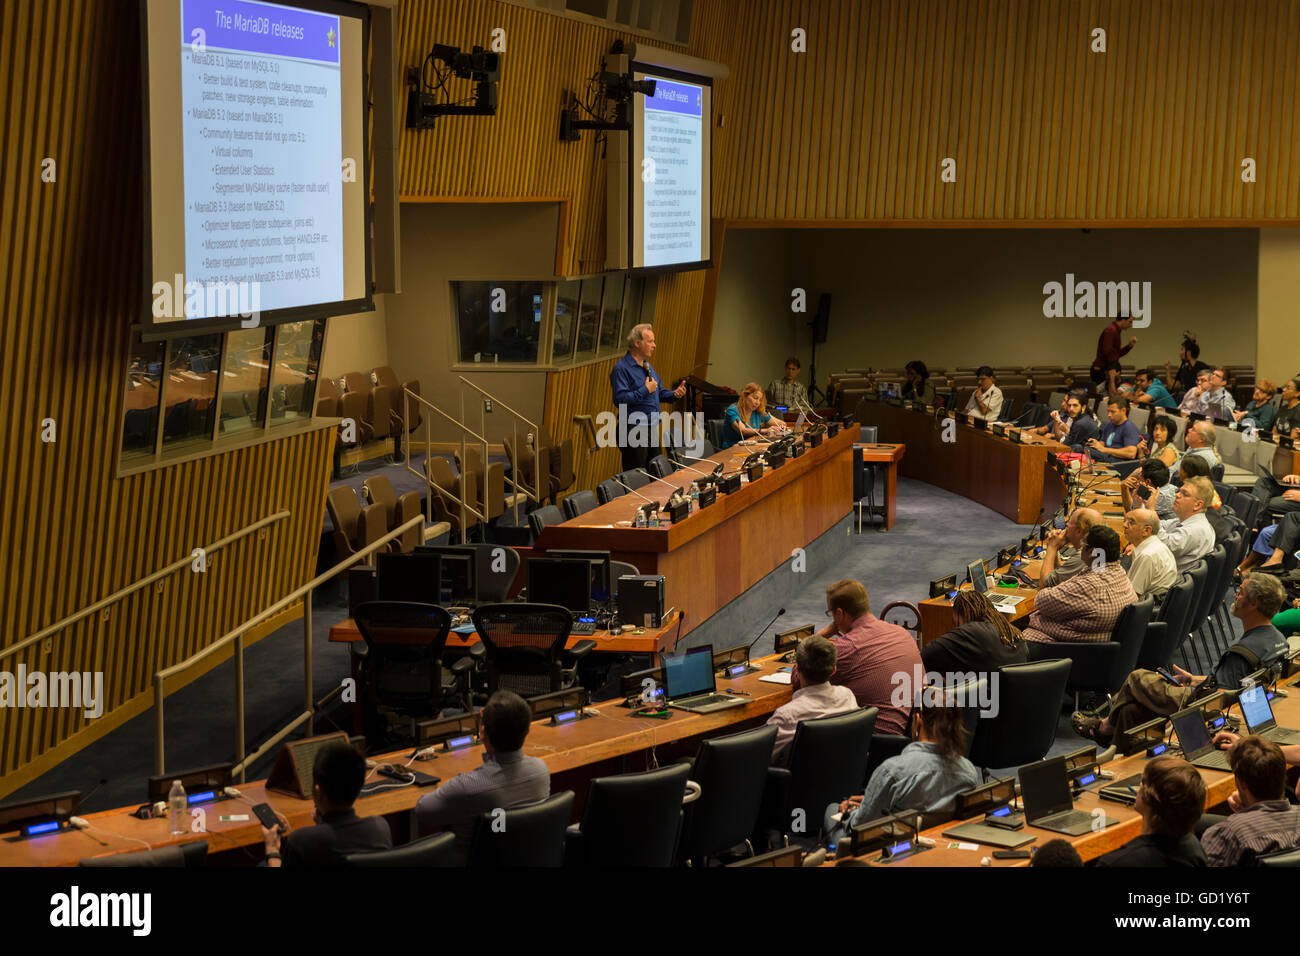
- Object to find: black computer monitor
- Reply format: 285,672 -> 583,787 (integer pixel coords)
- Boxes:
547,549 -> 612,603
375,551 -> 441,603
526,558 -> 592,614
414,545 -> 477,603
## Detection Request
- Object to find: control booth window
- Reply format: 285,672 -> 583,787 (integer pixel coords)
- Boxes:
269,318 -> 324,424
454,281 -> 544,364
162,334 -> 221,449
219,327 -> 272,435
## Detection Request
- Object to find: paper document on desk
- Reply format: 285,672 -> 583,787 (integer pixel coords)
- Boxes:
759,671 -> 793,684
996,606 -> 1016,615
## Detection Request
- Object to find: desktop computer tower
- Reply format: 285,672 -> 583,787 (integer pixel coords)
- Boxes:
618,574 -> 666,628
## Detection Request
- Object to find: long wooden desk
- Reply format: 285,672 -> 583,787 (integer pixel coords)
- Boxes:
862,400 -> 1068,523
536,426 -> 857,639
0,655 -> 796,866
853,670 -> 1300,867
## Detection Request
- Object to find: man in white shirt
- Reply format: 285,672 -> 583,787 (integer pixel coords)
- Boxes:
1123,508 -> 1179,601
1182,420 -> 1221,471
963,366 -> 1004,421
766,635 -> 858,766
1157,478 -> 1218,573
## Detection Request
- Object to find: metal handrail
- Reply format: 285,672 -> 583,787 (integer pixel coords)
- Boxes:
457,376 -> 545,520
401,387 -> 489,543
4,511 -> 290,664
152,513 -> 424,778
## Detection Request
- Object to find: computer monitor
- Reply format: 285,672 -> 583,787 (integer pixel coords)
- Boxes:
375,551 -> 441,603
526,558 -> 592,614
547,550 -> 612,603
414,545 -> 478,603
661,644 -> 716,700
879,381 -> 901,399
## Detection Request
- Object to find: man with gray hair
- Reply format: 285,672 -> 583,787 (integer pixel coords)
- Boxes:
1182,420 -> 1221,471
1123,508 -> 1179,601
1157,478 -> 1217,572
766,635 -> 857,766
609,323 -> 686,471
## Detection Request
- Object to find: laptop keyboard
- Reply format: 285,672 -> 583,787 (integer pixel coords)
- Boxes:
680,694 -> 736,708
1038,809 -> 1091,828
1194,750 -> 1231,770
1265,728 -> 1300,744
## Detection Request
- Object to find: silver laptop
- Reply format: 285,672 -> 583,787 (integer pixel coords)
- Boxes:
1019,755 -> 1116,836
662,645 -> 747,714
1238,684 -> 1300,744
1170,707 -> 1232,771
967,560 -> 1026,609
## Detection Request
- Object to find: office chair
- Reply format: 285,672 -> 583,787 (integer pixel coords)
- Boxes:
344,831 -> 458,867
966,660 -> 1071,771
595,478 -> 625,505
565,763 -> 691,867
1025,596 -> 1153,707
616,469 -> 652,491
561,489 -> 598,520
527,504 -> 565,540
467,791 -> 575,867
470,603 -> 595,698
79,840 -> 209,867
676,724 -> 778,866
757,707 -> 877,848
647,454 -> 676,479
1135,572 -> 1193,671
1180,546 -> 1226,673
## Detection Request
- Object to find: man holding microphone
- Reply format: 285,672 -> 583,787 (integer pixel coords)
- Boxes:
610,323 -> 686,471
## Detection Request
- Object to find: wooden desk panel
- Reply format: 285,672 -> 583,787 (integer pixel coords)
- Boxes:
857,443 -> 905,529
538,428 -> 856,638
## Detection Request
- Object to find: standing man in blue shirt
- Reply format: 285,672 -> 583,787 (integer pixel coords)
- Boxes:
1087,396 -> 1143,464
609,323 -> 686,471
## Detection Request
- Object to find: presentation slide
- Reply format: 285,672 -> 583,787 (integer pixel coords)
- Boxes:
144,0 -> 369,332
631,68 -> 711,270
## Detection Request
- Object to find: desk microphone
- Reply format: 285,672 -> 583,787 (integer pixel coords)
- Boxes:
795,394 -> 826,422
611,476 -> 657,509
669,453 -> 725,482
745,607 -> 786,662
635,467 -> 685,491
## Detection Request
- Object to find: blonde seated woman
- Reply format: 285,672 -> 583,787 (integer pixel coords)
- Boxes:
721,382 -> 787,449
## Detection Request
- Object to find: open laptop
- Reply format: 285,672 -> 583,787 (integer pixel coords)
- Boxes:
662,645 -> 748,714
1169,707 -> 1233,771
966,560 -> 1026,609
879,381 -> 901,399
1019,755 -> 1117,836
1238,683 -> 1300,744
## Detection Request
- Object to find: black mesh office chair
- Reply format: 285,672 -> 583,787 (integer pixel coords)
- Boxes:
1025,596 -> 1153,706
565,763 -> 691,867
595,478 -> 624,505
758,707 -> 877,848
470,603 -> 595,698
561,490 -> 598,520
467,791 -> 575,867
677,724 -> 778,866
527,504 -> 565,540
966,660 -> 1071,771
79,840 -> 209,867
344,831 -> 458,867
352,602 -> 466,747
1136,571 -> 1194,671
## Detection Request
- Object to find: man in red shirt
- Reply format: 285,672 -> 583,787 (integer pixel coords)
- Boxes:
1091,313 -> 1138,396
791,579 -> 920,736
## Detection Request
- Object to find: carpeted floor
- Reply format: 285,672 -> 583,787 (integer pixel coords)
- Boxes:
18,474 -> 1214,812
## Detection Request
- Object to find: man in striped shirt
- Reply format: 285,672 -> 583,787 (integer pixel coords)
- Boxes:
1201,735 -> 1300,866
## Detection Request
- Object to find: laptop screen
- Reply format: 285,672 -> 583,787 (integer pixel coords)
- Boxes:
1170,708 -> 1213,755
662,645 -> 715,700
1018,755 -> 1073,820
1239,685 -> 1276,732
880,381 -> 901,399
967,560 -> 989,593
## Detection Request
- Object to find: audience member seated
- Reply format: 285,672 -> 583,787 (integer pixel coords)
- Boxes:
1251,458 -> 1300,524
766,356 -> 809,410
1074,574 -> 1289,747
1181,420 -> 1221,472
902,360 -> 937,405
1155,478 -> 1217,572
766,635 -> 858,767
1029,392 -> 1073,438
920,589 -> 1028,676
1238,521 -> 1282,576
793,579 -> 921,736
1091,757 -> 1207,867
1253,510 -> 1300,572
1202,736 -> 1300,866
1060,394 -> 1102,452
1125,368 -> 1178,410
962,366 -> 1004,421
1177,454 -> 1222,510
1123,509 -> 1179,602
1121,459 -> 1178,519
1022,527 -> 1137,644
1177,368 -> 1222,416
1037,507 -> 1103,588
1164,333 -> 1210,400
414,690 -> 550,863
1031,839 -> 1083,867
1085,396 -> 1143,462
1234,379 -> 1278,433
1136,414 -> 1181,471
825,688 -> 981,841
1275,597 -> 1300,639
1208,731 -> 1300,807
262,742 -> 392,867
1272,375 -> 1300,440
721,382 -> 786,449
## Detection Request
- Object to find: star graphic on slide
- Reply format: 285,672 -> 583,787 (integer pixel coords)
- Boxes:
327,26 -> 335,48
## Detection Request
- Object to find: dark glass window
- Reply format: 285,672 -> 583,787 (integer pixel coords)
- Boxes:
454,281 -> 543,364
270,318 -> 324,423
219,327 -> 272,434
122,337 -> 165,456
161,334 -> 221,448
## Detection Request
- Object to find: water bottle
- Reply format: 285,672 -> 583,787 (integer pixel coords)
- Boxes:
168,780 -> 187,835
634,509 -> 645,529
690,481 -> 700,505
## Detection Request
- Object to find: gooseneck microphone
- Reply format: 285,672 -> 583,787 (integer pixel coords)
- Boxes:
745,607 -> 787,662
611,476 -> 656,508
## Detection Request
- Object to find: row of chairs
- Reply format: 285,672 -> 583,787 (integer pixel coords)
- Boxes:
326,474 -> 424,559
316,366 -> 422,452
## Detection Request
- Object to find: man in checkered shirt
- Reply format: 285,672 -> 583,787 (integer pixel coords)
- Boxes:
766,356 -> 809,411
1021,526 -> 1137,643
1201,735 -> 1300,866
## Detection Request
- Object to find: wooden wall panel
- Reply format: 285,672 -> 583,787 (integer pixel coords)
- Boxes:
695,0 -> 1300,222
0,0 -> 336,793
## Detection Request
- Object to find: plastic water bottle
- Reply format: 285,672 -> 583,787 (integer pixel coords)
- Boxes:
168,780 -> 187,835
690,481 -> 700,505
634,510 -> 645,529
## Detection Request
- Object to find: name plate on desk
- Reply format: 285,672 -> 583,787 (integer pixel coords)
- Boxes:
745,462 -> 765,482
827,421 -> 840,437
697,484 -> 717,508
717,473 -> 742,495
